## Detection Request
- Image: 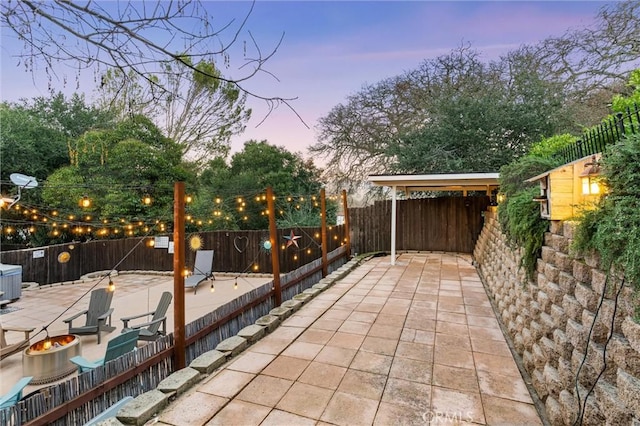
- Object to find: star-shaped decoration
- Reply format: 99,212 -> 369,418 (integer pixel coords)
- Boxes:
283,230 -> 302,248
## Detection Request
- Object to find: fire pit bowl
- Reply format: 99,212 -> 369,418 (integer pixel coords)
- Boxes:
23,335 -> 82,384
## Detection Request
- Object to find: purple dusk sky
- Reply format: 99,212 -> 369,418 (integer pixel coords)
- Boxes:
0,1 -> 612,162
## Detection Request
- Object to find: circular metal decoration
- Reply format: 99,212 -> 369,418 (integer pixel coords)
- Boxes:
58,251 -> 71,263
189,235 -> 203,251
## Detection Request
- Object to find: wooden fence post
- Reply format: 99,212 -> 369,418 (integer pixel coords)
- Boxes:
173,182 -> 186,370
267,186 -> 282,306
321,188 -> 328,277
342,189 -> 351,258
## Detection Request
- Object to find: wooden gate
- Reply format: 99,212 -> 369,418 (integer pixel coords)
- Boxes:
348,196 -> 490,254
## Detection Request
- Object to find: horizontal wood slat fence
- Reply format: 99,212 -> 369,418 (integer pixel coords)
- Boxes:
3,246 -> 347,425
0,226 -> 346,286
348,196 -> 490,255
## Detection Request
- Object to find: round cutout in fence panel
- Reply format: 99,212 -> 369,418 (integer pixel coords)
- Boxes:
189,235 -> 203,251
58,251 -> 71,263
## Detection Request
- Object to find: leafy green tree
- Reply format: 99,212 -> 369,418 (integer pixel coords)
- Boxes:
40,116 -> 192,242
312,2 -> 638,191
313,44 -> 572,189
30,93 -> 114,139
98,58 -> 251,165
0,93 -> 113,182
0,102 -> 67,183
528,134 -> 577,160
611,69 -> 640,113
388,52 -> 568,174
191,140 -> 327,230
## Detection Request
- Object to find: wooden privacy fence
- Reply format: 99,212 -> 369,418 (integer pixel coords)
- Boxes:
348,196 -> 490,255
0,226 -> 346,286
2,246 -> 348,425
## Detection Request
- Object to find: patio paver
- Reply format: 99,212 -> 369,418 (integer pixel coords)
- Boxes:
133,253 -> 544,425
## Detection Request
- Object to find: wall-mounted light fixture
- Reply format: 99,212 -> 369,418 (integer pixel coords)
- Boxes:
580,156 -> 602,195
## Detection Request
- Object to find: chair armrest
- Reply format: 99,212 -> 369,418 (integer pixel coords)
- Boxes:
97,308 -> 114,321
120,311 -> 155,329
2,326 -> 35,340
96,308 -> 114,328
124,316 -> 166,331
0,376 -> 32,409
70,355 -> 104,373
2,326 -> 35,333
63,310 -> 88,324
120,311 -> 155,322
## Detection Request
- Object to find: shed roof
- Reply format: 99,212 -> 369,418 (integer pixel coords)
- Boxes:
367,173 -> 500,193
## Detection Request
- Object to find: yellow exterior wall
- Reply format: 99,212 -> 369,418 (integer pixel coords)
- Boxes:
540,155 -> 603,221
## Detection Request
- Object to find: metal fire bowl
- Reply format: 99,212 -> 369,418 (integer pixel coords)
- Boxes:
23,335 -> 82,385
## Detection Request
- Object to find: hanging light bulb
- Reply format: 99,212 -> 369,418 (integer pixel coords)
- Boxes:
210,282 -> 215,293
79,195 -> 91,208
108,278 -> 116,292
234,280 -> 238,290
42,327 -> 52,350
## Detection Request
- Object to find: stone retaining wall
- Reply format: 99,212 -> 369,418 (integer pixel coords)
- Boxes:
474,208 -> 640,425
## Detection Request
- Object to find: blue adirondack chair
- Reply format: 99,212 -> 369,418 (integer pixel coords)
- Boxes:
0,376 -> 32,409
70,329 -> 139,373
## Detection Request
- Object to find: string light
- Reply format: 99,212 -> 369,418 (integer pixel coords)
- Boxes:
210,282 -> 215,293
79,195 -> 91,208
107,278 -> 116,292
234,279 -> 238,290
1,189 -> 345,247
42,327 -> 52,350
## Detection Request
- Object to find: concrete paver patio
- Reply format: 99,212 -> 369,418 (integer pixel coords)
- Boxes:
154,253 -> 544,426
0,271 -> 270,395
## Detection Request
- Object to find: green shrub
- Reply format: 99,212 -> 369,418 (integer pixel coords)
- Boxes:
529,133 -> 577,159
499,188 -> 548,280
498,155 -> 560,198
497,155 -> 557,280
573,133 -> 640,299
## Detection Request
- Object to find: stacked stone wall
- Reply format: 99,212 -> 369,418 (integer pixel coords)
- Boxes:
474,209 -> 640,425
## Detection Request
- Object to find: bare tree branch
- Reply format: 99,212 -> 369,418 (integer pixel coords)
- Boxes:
1,0 -> 300,122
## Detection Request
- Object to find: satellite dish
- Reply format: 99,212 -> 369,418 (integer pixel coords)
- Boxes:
10,173 -> 38,189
